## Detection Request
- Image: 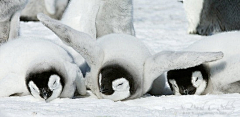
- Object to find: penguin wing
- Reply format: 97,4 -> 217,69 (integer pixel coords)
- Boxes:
38,13 -> 104,68
143,51 -> 224,93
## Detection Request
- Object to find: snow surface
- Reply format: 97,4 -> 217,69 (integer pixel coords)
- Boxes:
1,0 -> 240,116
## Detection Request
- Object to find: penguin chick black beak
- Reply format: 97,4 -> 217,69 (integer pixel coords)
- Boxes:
40,88 -> 52,101
183,89 -> 189,95
100,87 -> 109,93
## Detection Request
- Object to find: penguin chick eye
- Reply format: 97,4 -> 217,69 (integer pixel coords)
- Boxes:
192,71 -> 203,87
195,77 -> 199,82
118,83 -> 123,87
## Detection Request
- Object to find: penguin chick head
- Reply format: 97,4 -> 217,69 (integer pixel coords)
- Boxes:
98,64 -> 134,101
167,64 -> 208,95
26,70 -> 64,102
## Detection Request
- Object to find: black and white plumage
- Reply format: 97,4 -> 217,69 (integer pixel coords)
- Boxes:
61,0 -> 135,39
26,69 -> 64,102
20,0 -> 69,21
166,32 -> 240,95
0,38 -> 86,102
0,0 -> 28,43
38,13 -> 223,101
184,0 -> 240,35
167,64 -> 209,95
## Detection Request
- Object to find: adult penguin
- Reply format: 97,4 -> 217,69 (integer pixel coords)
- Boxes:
184,0 -> 240,35
61,0 -> 135,39
0,0 -> 28,43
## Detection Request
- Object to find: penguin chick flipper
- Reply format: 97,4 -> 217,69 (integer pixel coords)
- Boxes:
0,73 -> 28,97
143,51 -> 224,93
37,13 -> 104,68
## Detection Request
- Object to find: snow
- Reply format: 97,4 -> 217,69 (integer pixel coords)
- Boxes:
1,0 -> 240,116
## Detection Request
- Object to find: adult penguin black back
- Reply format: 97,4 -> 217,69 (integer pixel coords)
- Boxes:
167,64 -> 209,95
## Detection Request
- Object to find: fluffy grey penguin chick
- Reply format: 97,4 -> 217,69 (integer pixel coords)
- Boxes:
38,13 -> 223,101
0,38 -> 86,102
167,32 -> 240,95
0,0 -> 28,43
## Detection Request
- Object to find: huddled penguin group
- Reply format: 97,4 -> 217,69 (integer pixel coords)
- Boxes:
38,13 -> 223,101
0,0 -> 240,103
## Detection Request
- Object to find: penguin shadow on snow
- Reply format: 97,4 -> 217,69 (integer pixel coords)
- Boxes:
38,13 -> 224,101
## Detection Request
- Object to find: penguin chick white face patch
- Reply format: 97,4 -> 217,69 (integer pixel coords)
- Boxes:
46,75 -> 63,102
191,71 -> 207,95
29,81 -> 43,100
98,64 -> 134,101
168,79 -> 181,95
101,78 -> 130,101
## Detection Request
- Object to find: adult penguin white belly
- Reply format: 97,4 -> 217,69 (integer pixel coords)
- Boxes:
0,38 -> 86,102
38,13 -> 223,101
167,32 -> 240,95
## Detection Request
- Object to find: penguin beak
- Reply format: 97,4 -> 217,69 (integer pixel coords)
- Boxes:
183,89 -> 189,95
43,94 -> 48,100
100,87 -> 108,93
40,88 -> 49,100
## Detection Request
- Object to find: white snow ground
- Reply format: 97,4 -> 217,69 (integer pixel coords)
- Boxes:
0,0 -> 240,116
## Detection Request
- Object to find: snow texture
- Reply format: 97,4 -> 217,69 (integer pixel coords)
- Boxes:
1,0 -> 240,116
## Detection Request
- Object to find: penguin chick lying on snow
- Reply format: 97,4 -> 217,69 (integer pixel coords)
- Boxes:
38,13 -> 223,101
167,32 -> 240,95
0,38 -> 86,102
0,0 -> 28,43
